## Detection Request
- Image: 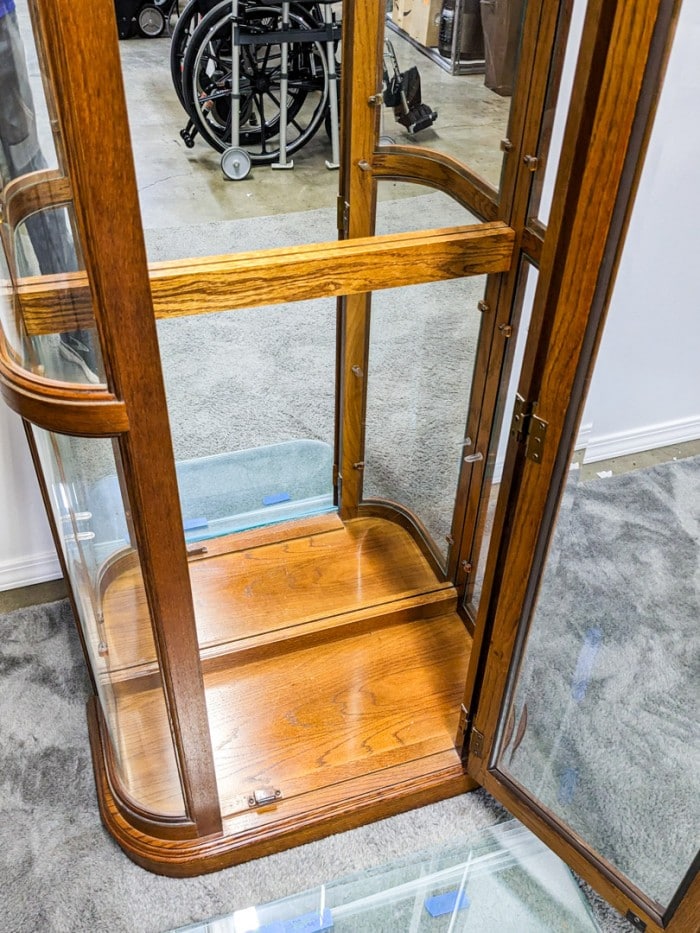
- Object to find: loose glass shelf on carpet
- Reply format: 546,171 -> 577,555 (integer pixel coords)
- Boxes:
91,439 -> 335,548
171,821 -> 600,932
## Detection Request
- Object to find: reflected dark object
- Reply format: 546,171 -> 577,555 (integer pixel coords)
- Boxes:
480,0 -> 526,96
439,0 -> 485,62
113,0 -> 177,39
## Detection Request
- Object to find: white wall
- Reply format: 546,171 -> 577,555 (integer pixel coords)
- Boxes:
1,3 -> 698,588
0,404 -> 60,588
581,0 -> 700,461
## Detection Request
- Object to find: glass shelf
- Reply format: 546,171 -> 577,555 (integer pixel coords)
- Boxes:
171,820 -> 600,932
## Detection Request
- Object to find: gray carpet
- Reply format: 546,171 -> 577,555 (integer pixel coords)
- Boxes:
148,193 -> 486,560
1,598 -> 632,932
504,454 -> 700,907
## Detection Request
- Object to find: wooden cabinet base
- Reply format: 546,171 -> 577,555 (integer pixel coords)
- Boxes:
84,515 -> 476,875
88,696 -> 477,876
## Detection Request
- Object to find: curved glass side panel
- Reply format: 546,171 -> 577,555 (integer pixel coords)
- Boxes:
363,276 -> 487,564
0,5 -> 107,386
380,2 -> 527,192
5,201 -> 107,385
31,427 -> 186,818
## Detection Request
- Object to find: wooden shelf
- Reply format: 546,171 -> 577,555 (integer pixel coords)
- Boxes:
98,515 -> 456,674
92,514 -> 472,862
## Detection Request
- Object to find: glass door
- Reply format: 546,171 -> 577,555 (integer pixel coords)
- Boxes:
460,0 -> 698,929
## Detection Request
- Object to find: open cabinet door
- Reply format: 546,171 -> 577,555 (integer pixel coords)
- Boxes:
460,0 -> 699,930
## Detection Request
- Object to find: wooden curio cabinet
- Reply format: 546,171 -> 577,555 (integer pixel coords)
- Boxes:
0,0 -> 696,929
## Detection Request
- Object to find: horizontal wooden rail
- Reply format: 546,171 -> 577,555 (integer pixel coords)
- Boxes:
13,223 -> 515,336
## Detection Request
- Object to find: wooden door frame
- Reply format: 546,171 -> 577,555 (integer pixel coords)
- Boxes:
459,1 -> 697,929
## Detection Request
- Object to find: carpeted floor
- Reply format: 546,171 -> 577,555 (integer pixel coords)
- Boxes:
149,193 -> 485,559
503,454 -> 700,908
1,597 -> 632,933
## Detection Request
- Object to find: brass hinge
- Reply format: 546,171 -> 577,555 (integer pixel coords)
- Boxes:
469,726 -> 485,758
510,393 -> 548,464
336,196 -> 349,234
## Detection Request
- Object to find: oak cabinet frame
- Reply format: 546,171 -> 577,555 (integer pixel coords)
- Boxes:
0,0 -> 695,924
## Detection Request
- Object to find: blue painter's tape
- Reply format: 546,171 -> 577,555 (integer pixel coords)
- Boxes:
424,889 -> 471,917
259,908 -> 333,932
183,517 -> 208,531
558,767 -> 579,805
263,491 -> 292,506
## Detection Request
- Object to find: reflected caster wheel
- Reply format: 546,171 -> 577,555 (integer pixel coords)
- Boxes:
138,5 -> 166,37
221,147 -> 252,180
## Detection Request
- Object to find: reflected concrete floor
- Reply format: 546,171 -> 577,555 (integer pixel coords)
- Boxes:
118,23 -> 511,232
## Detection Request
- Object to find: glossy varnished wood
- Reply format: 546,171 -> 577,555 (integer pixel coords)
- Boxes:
27,0 -> 222,834
371,149 -> 499,222
97,516 -> 455,673
15,223 -> 515,336
465,1 -> 694,929
90,688 -> 475,876
2,169 -> 72,230
101,611 -> 470,816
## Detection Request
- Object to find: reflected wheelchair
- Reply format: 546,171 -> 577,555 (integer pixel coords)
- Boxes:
171,0 -> 341,177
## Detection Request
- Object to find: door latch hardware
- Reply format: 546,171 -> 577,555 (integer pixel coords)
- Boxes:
336,197 -> 349,233
463,452 -> 483,463
352,461 -> 365,470
500,138 -> 513,152
498,323 -> 513,337
523,154 -> 539,171
625,911 -> 646,931
351,364 -> 363,378
469,727 -> 485,758
511,394 -> 548,463
248,786 -> 282,808
477,299 -> 490,313
461,560 -> 472,573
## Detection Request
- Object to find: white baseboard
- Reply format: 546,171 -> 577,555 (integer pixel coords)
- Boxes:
582,415 -> 700,464
492,416 -> 699,482
0,550 -> 62,592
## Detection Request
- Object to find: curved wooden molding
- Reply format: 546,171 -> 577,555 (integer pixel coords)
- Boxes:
89,694 -> 475,877
371,148 -> 500,223
0,333 -> 128,435
2,170 -> 73,230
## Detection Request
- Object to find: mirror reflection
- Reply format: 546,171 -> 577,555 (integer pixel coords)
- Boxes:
380,0 -> 526,190
116,0 -> 344,254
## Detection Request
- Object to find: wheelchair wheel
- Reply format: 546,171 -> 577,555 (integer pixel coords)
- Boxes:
170,0 -> 230,108
138,4 -> 166,36
181,3 -> 329,164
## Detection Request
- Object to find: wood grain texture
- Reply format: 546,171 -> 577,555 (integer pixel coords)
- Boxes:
15,223 -> 515,336
28,0 -> 222,835
91,687 -> 476,876
97,516 -> 454,673
88,609 -> 475,875
2,169 -> 72,229
372,149 -> 499,222
466,0 -> 692,928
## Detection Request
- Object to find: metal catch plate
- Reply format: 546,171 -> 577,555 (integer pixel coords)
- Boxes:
248,786 -> 282,808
